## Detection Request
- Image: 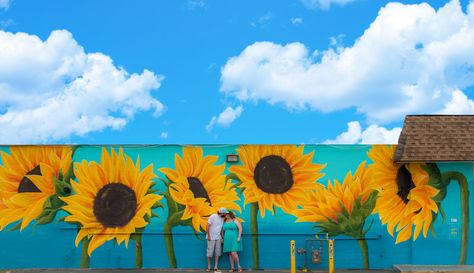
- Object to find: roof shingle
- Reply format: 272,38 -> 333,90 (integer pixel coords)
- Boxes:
394,115 -> 474,162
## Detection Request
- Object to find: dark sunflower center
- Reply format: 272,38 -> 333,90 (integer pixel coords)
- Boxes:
93,183 -> 137,228
18,165 -> 42,193
188,177 -> 212,205
254,155 -> 294,194
396,165 -> 416,204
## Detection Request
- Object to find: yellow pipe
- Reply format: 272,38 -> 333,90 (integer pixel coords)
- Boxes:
328,239 -> 334,273
290,240 -> 296,273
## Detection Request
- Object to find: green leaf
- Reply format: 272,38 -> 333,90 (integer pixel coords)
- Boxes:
354,196 -> 362,208
58,170 -> 64,181
168,210 -> 185,227
52,177 -> 73,197
432,188 -> 447,203
339,202 -> 350,218
225,173 -> 241,185
147,189 -> 158,194
439,205 -> 446,224
62,155 -> 76,184
49,194 -> 65,209
9,221 -> 22,231
423,163 -> 445,190
57,216 -> 68,223
362,218 -> 374,235
429,212 -> 438,239
36,209 -> 58,225
156,177 -> 171,186
152,201 -> 164,209
163,190 -> 179,215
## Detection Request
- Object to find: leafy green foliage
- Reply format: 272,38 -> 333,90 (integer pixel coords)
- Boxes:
316,191 -> 378,238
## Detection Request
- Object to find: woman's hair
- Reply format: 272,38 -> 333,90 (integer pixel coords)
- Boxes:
227,211 -> 236,219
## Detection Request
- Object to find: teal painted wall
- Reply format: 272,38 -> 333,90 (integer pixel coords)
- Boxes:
0,145 -> 472,269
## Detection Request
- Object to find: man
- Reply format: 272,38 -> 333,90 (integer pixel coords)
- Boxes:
206,207 -> 228,271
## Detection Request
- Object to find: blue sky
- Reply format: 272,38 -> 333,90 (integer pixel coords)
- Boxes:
0,0 -> 473,144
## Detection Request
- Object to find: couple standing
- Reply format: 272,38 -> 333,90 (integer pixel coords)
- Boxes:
206,207 -> 243,272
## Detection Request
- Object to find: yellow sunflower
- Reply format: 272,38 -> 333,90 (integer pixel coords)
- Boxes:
368,145 -> 439,244
293,161 -> 374,224
228,145 -> 325,217
159,146 -> 241,232
61,148 -> 162,256
0,146 -> 72,230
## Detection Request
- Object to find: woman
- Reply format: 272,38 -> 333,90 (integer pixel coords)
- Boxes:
222,211 -> 243,272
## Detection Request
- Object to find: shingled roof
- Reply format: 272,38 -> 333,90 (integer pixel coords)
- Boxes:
394,115 -> 474,163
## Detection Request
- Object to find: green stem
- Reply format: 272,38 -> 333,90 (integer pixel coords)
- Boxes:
164,220 -> 177,268
80,237 -> 90,268
442,171 -> 470,265
250,202 -> 260,269
135,233 -> 143,269
356,238 -> 369,269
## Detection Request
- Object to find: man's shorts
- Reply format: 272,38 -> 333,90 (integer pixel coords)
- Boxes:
207,239 -> 222,257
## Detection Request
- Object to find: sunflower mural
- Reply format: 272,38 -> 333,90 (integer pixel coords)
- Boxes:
368,145 -> 470,264
228,145 -> 325,269
61,148 -> 162,268
159,146 -> 241,268
0,146 -> 74,231
293,161 -> 377,269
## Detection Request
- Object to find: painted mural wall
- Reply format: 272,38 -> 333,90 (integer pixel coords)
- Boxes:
0,145 -> 472,269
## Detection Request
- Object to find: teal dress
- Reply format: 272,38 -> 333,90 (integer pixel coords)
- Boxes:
223,220 -> 242,253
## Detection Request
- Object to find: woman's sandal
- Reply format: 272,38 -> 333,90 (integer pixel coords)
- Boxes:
228,269 -> 234,272
206,268 -> 212,272
237,267 -> 242,272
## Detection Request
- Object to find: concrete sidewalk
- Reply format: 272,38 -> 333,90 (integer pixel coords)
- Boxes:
394,265 -> 474,273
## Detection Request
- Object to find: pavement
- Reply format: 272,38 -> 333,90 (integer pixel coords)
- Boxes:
394,265 -> 474,273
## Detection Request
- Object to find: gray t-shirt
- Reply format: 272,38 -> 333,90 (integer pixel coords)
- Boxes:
207,214 -> 224,240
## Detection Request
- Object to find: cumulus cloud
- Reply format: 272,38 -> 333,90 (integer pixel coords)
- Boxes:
206,106 -> 243,132
0,30 -> 165,143
0,0 -> 10,10
438,89 -> 474,114
300,0 -> 358,10
324,121 -> 401,144
220,0 -> 474,124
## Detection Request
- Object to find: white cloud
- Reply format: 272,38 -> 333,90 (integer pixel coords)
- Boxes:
251,12 -> 273,28
438,89 -> 474,114
0,0 -> 10,10
188,0 -> 205,10
291,17 -> 304,25
160,132 -> 169,140
0,30 -> 165,143
220,0 -> 474,124
206,106 -> 243,132
324,121 -> 401,144
300,0 -> 358,10
329,34 -> 345,47
323,121 -> 362,144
